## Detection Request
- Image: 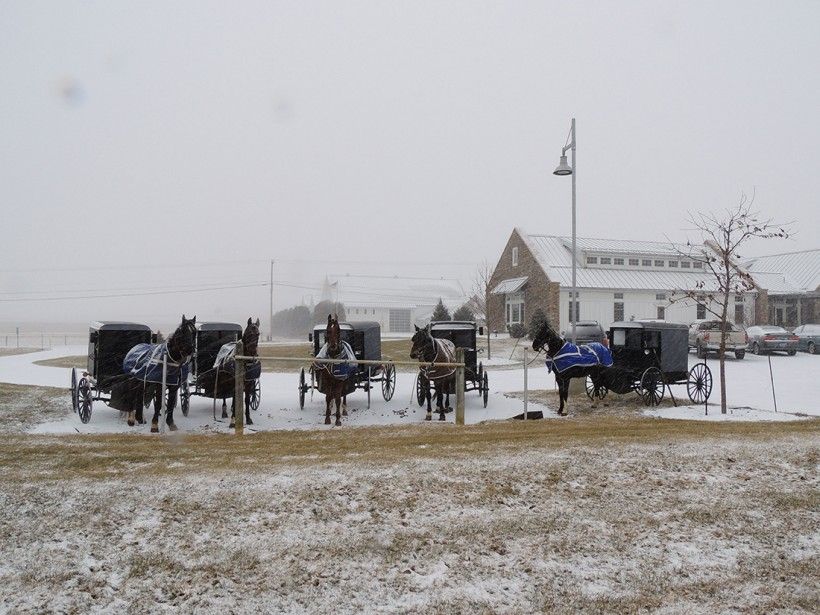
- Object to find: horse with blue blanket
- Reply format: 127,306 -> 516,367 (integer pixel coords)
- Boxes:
531,321 -> 612,416
315,315 -> 355,426
118,315 -> 196,432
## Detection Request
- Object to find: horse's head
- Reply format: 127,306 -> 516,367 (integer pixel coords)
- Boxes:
168,314 -> 196,363
243,317 -> 261,357
532,320 -> 562,356
410,324 -> 435,362
325,314 -> 342,357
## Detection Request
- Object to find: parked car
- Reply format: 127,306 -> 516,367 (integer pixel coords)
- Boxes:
792,324 -> 820,354
561,320 -> 605,344
745,325 -> 799,355
688,320 -> 747,359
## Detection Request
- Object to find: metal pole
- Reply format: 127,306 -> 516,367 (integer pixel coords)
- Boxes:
269,259 -> 274,341
768,353 -> 777,413
570,117 -> 577,344
523,349 -> 528,419
160,355 -> 168,434
235,340 -> 245,434
16,327 -> 19,348
455,348 -> 465,426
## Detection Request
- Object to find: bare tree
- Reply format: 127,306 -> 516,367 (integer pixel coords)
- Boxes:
471,260 -> 495,358
670,193 -> 789,414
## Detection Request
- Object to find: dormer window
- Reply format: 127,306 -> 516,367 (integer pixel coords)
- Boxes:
668,260 -> 678,268
681,261 -> 691,269
642,259 -> 652,266
512,247 -> 518,267
654,260 -> 664,267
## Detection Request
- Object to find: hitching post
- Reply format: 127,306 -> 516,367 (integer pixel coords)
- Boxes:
160,355 -> 168,434
455,348 -> 465,426
523,349 -> 528,420
767,353 -> 778,413
234,340 -> 245,435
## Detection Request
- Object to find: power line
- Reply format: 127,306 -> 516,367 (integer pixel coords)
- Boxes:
0,282 -> 268,303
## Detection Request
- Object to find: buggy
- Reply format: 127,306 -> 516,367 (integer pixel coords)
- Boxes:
298,321 -> 396,409
70,322 -> 153,423
179,322 -> 260,416
586,320 -> 713,406
416,321 -> 489,408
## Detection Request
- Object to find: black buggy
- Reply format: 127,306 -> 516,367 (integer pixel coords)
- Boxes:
70,321 -> 153,423
416,321 -> 489,408
297,321 -> 396,409
586,320 -> 713,406
179,322 -> 260,416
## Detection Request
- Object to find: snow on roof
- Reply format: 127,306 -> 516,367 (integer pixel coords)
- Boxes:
743,249 -> 820,293
491,276 -> 528,294
546,266 -> 729,292
328,274 -> 468,309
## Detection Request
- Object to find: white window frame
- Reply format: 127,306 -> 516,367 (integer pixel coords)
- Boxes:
512,247 -> 519,267
505,292 -> 524,326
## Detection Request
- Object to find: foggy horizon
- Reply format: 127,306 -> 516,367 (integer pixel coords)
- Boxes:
2,1 -> 818,327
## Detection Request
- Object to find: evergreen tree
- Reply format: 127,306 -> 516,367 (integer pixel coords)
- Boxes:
431,298 -> 451,322
313,300 -> 346,325
528,308 -> 549,340
452,303 -> 475,322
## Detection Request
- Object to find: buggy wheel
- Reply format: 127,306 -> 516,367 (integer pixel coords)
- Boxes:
477,362 -> 484,396
249,378 -> 261,411
584,375 -> 608,400
482,371 -> 489,408
77,377 -> 93,424
638,367 -> 664,406
687,362 -> 713,404
298,368 -> 306,410
180,380 -> 190,417
416,373 -> 427,407
70,368 -> 79,413
381,363 -> 396,401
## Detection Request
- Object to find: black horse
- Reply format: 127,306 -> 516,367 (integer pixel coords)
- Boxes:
410,324 -> 456,421
198,318 -> 261,429
118,315 -> 196,432
531,320 -> 611,416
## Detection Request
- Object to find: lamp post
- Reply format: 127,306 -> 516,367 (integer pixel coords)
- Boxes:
553,117 -> 577,344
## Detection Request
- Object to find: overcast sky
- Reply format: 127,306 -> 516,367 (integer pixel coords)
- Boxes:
1,1 -> 818,329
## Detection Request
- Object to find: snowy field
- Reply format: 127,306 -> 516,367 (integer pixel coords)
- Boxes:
0,345 -> 817,434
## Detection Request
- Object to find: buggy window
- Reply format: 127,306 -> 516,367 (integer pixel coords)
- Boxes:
612,329 -> 642,349
644,330 -> 661,349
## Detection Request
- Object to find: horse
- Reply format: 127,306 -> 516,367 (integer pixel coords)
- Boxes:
314,314 -> 355,426
410,323 -> 457,421
531,320 -> 613,416
200,318 -> 261,429
120,315 -> 196,432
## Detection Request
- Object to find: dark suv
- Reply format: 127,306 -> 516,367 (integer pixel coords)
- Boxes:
561,321 -> 605,344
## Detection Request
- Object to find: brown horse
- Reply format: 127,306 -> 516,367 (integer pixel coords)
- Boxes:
315,314 -> 354,426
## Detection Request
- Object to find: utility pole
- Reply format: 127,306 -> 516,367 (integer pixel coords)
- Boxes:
269,259 -> 275,341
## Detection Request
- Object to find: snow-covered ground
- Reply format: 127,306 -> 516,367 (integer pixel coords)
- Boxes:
0,345 -> 816,435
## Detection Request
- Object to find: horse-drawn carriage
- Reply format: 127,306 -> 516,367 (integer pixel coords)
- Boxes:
179,322 -> 261,417
297,320 -> 396,409
70,322 -> 154,423
415,321 -> 489,408
587,320 -> 713,406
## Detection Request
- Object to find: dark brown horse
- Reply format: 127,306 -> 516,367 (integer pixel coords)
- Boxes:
315,314 -> 353,426
410,324 -> 456,421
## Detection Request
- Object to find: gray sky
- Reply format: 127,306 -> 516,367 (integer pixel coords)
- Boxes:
1,0 -> 818,328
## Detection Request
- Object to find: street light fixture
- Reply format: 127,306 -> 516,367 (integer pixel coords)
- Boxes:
553,118 -> 577,343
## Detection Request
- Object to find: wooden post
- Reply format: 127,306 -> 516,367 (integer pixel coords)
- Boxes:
523,348 -> 528,420
234,341 -> 245,435
455,348 -> 465,426
160,355 -> 168,434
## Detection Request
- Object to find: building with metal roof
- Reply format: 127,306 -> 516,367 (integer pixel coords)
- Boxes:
743,250 -> 819,326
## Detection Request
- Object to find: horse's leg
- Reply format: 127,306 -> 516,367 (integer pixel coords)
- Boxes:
342,393 -> 347,417
166,385 -> 178,431
244,381 -> 253,426
325,391 -> 332,425
151,385 -> 161,433
229,391 -> 236,429
558,377 -> 569,416
334,383 -> 342,426
425,380 -> 432,421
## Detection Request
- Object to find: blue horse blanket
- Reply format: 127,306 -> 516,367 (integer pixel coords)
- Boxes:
545,342 -> 613,374
123,343 -> 190,385
315,341 -> 358,380
213,342 -> 262,381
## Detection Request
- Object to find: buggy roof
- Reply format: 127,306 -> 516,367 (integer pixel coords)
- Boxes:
430,321 -> 476,331
609,320 -> 688,332
312,321 -> 380,333
89,321 -> 151,332
196,322 -> 242,332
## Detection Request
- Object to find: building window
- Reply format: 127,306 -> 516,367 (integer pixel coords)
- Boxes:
505,292 -> 524,326
614,302 -> 624,321
680,261 -> 691,269
600,257 -> 611,265
668,261 -> 678,268
629,258 -> 639,266
642,259 -> 652,266
734,303 -> 745,325
697,303 -> 706,319
512,247 -> 518,267
389,309 -> 411,332
614,258 -> 624,265
693,261 -> 703,269
568,299 -> 580,322
587,256 -> 598,264
657,306 -> 665,319
654,260 -> 664,267
656,293 -> 666,301
614,292 -> 623,299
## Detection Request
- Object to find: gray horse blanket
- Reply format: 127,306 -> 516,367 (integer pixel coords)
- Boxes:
420,338 -> 457,381
214,342 -> 262,381
545,342 -> 613,374
315,341 -> 357,380
123,343 -> 190,385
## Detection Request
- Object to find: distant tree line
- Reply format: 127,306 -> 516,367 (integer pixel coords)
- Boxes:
272,301 -> 347,337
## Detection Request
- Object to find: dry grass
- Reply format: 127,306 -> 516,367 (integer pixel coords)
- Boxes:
33,354 -> 86,368
0,347 -> 40,357
0,382 -> 69,434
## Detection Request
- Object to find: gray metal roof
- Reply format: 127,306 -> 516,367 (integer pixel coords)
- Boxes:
743,250 -> 820,293
491,276 -> 528,294
90,321 -> 151,331
196,322 -> 242,332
